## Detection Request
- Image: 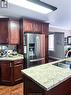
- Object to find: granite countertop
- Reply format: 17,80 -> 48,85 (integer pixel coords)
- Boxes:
65,57 -> 71,61
50,57 -> 71,65
21,59 -> 71,91
0,54 -> 24,61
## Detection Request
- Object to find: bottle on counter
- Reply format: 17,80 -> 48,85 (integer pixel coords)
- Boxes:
12,47 -> 17,55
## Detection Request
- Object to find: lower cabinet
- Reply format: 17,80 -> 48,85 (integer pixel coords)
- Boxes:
13,63 -> 23,82
0,59 -> 24,85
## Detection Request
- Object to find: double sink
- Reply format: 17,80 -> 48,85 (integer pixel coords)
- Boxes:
53,60 -> 71,69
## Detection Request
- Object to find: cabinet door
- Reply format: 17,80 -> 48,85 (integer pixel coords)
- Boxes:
42,23 -> 49,35
23,20 -> 33,32
37,22 -> 42,33
0,20 -> 8,44
45,35 -> 48,63
0,62 -> 1,83
33,21 -> 42,33
8,20 -> 19,44
13,64 -> 23,82
0,61 -> 12,83
23,19 -> 42,33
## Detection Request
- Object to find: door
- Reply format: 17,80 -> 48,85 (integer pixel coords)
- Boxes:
8,20 -> 19,44
35,34 -> 45,58
1,61 -> 12,83
35,34 -> 45,64
0,20 -> 8,44
23,19 -> 33,32
13,64 -> 23,82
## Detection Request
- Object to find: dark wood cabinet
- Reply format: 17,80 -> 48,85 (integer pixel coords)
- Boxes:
42,23 -> 49,63
0,18 -> 19,44
33,21 -> 42,33
40,34 -> 45,58
45,35 -> 48,63
0,20 -> 8,44
23,19 -> 48,34
23,19 -> 33,32
1,61 -> 12,83
13,64 -> 23,82
0,59 -> 23,85
0,61 -> 1,83
42,23 -> 49,35
8,20 -> 19,44
23,19 -> 42,33
13,60 -> 23,82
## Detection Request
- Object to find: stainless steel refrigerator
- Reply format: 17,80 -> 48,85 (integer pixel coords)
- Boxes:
24,33 -> 45,68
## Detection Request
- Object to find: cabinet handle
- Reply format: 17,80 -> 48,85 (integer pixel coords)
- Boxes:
30,58 -> 45,62
10,62 -> 12,67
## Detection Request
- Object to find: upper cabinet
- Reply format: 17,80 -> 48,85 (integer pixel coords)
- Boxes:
42,23 -> 49,35
23,20 -> 33,32
8,20 -> 19,44
23,19 -> 42,33
0,18 -> 19,44
23,19 -> 33,32
33,21 -> 42,33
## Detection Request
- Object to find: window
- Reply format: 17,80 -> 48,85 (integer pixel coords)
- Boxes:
48,34 -> 54,51
67,36 -> 71,45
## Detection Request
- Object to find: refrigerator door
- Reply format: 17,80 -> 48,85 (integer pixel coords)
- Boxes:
35,34 -> 41,58
35,34 -> 45,58
24,33 -> 45,67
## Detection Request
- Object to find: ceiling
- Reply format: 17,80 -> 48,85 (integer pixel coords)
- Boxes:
0,0 -> 71,30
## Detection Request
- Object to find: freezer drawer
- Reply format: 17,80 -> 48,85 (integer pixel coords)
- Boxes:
28,58 -> 45,67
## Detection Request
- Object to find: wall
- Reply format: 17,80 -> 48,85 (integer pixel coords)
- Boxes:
0,45 -> 16,51
8,45 -> 16,50
49,25 -> 70,34
49,26 -> 71,59
48,32 -> 64,59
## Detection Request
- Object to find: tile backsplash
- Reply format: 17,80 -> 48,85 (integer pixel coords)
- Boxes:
0,45 -> 17,56
8,45 -> 16,50
0,45 -> 16,51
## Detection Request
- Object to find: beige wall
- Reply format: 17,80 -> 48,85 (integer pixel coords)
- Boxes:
49,25 -> 71,37
49,25 -> 71,57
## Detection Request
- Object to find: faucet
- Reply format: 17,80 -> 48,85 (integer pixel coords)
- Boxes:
65,50 -> 71,58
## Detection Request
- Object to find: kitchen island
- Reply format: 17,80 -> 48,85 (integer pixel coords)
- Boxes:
21,58 -> 71,95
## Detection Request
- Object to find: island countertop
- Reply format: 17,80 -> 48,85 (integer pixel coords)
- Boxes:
21,59 -> 71,91
0,54 -> 24,61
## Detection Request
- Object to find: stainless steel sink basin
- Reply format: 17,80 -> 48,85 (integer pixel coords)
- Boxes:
53,61 -> 71,69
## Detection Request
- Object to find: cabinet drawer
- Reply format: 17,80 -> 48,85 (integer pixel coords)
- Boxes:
13,59 -> 24,65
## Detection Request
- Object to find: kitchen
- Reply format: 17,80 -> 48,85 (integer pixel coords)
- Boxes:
0,0 -> 71,95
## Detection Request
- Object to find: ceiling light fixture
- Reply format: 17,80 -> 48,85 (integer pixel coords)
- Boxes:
9,0 -> 57,14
